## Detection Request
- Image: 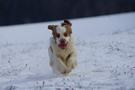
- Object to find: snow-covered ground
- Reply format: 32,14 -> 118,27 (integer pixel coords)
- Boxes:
0,12 -> 135,90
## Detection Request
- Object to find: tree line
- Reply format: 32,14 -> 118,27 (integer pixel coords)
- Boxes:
0,0 -> 135,26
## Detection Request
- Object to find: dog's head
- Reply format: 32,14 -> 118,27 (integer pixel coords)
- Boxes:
48,20 -> 72,49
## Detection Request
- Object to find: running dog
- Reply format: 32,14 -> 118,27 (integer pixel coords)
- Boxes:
48,20 -> 77,74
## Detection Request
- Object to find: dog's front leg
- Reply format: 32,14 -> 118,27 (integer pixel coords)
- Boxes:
54,56 -> 70,74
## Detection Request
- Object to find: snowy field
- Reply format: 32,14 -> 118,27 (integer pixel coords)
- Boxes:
0,12 -> 135,90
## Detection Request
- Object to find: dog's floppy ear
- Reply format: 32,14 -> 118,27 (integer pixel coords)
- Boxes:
48,25 -> 57,31
61,23 -> 66,26
64,20 -> 72,26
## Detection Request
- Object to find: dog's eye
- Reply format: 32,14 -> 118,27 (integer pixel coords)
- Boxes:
64,33 -> 68,37
56,33 -> 60,38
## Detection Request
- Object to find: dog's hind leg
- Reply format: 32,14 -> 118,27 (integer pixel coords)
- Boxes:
48,47 -> 55,71
66,53 -> 77,71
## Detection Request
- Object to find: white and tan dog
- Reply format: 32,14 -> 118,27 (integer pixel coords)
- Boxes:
48,20 -> 77,74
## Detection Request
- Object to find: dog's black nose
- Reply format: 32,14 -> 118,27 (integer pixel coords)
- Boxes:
60,39 -> 65,44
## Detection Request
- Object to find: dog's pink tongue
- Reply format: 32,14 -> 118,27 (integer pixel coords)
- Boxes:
58,44 -> 66,49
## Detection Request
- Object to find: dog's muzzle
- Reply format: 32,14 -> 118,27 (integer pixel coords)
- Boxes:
58,39 -> 68,49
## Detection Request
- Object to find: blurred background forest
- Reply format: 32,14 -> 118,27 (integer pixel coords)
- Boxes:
0,0 -> 135,26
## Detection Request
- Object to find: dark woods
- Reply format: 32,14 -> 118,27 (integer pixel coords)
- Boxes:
0,0 -> 135,26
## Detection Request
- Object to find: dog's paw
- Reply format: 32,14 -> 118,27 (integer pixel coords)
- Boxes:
62,69 -> 71,75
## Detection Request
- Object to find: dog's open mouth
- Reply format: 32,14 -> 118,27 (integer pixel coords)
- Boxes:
58,43 -> 68,49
